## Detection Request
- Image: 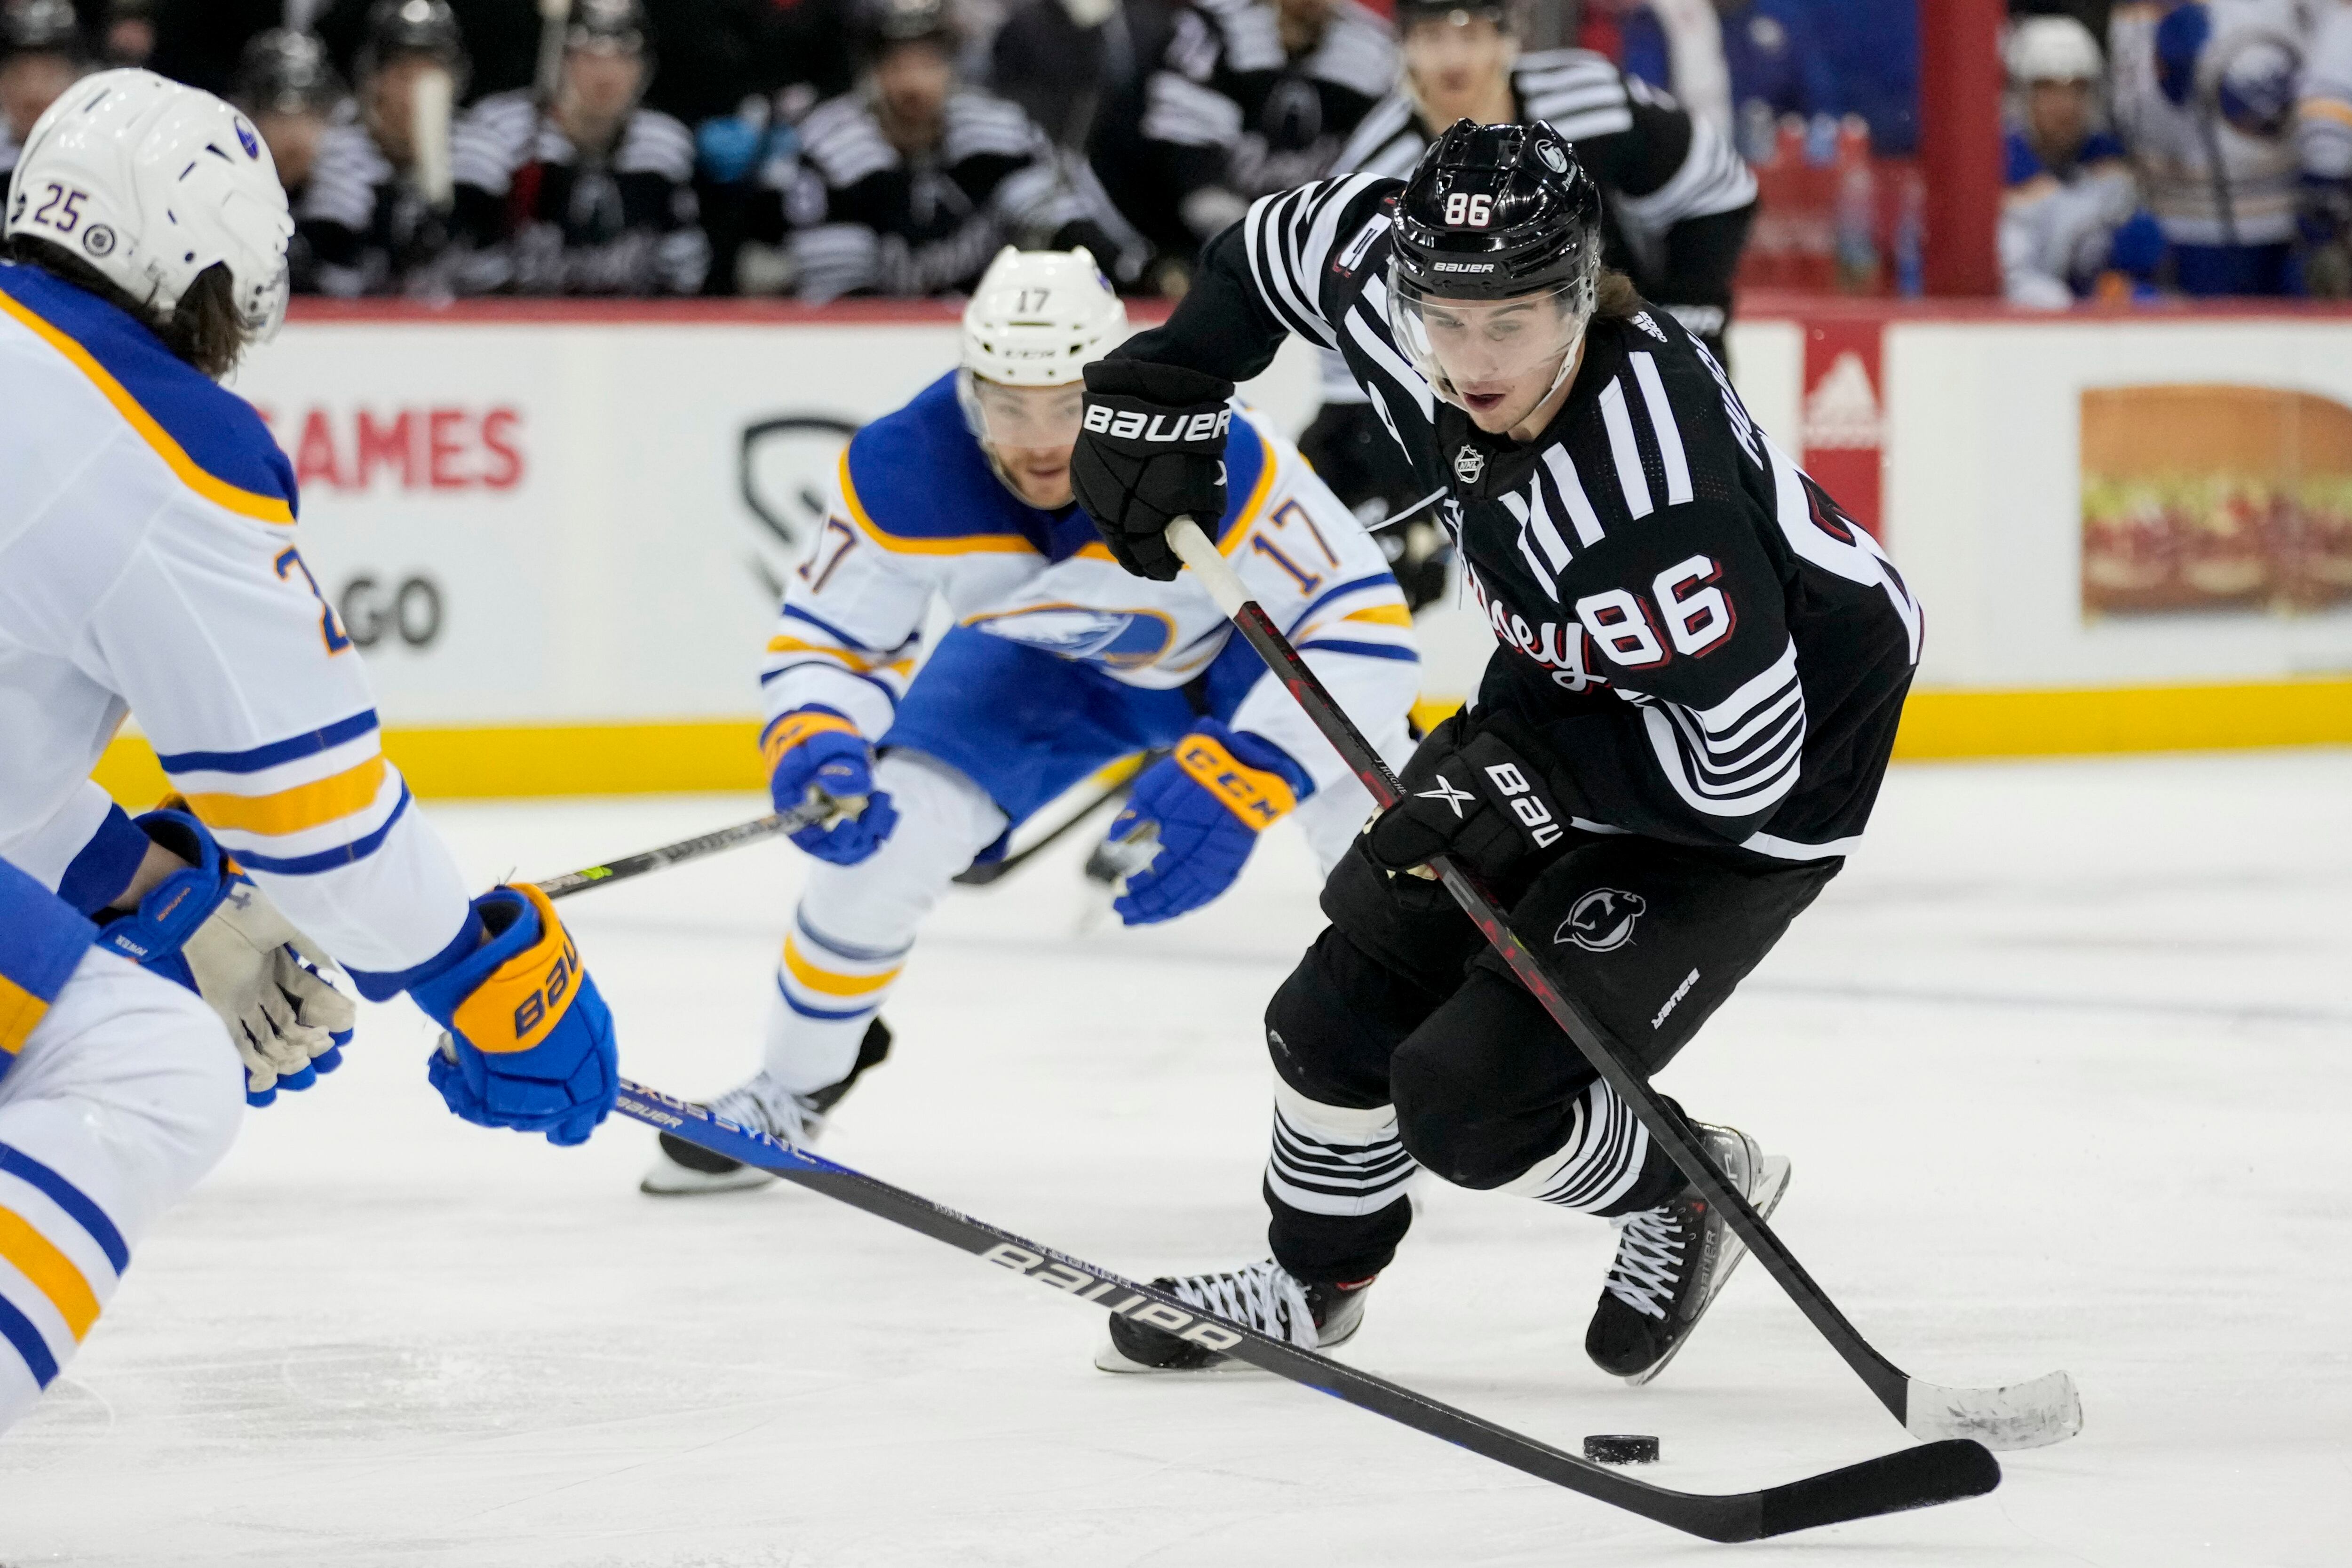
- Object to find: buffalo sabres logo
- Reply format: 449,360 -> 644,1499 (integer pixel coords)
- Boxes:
1414,772 -> 1476,818
1556,888 -> 1646,953
1454,445 -> 1486,484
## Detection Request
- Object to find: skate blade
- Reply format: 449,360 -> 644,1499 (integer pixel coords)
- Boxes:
1623,1154 -> 1793,1388
637,1159 -> 780,1197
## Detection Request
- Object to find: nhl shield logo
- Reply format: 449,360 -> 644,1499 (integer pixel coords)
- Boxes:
1454,445 -> 1486,484
1556,889 -> 1646,953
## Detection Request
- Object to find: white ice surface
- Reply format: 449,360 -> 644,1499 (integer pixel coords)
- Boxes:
3,751 -> 2349,1566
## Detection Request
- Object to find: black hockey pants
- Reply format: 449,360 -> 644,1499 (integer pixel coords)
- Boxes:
1263,825 -> 1839,1285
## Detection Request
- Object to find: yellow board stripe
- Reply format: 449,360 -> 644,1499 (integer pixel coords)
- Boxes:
0,290 -> 294,525
781,936 -> 902,999
0,1205 -> 100,1341
0,975 -> 49,1057
837,454 -> 1039,557
182,756 -> 388,836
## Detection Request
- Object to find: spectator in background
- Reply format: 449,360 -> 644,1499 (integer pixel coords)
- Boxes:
1130,0 -> 1395,270
2110,0 -> 2305,295
452,0 -> 711,293
991,0 -> 1178,258
2001,14 -> 2161,304
1,0 -> 85,211
1620,0 -> 1839,164
746,0 -> 1140,299
231,28 -> 349,294
101,0 -> 150,64
290,1 -> 472,297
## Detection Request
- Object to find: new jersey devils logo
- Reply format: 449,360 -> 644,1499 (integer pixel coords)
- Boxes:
1556,888 -> 1646,953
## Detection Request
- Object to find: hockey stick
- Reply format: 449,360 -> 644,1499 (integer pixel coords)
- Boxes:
952,750 -> 1163,887
1163,517 -> 2082,1452
610,1078 -> 1999,1542
536,793 -> 843,902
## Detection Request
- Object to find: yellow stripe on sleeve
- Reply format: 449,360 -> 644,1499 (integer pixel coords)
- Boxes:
0,1206 -> 100,1341
182,756 -> 388,836
1344,603 -> 1415,629
781,936 -> 903,998
2299,97 -> 2352,129
0,975 -> 48,1058
0,291 -> 294,525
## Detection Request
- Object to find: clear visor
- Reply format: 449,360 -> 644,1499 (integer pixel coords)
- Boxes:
245,261 -> 292,343
960,371 -> 1086,450
1386,278 -> 1591,410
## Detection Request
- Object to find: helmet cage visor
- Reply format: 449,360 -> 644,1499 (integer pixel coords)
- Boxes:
957,370 -> 1086,450
1386,269 -> 1593,410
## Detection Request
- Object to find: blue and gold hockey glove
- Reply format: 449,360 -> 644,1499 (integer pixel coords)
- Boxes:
413,884 -> 617,1147
96,807 -> 355,1107
763,707 -> 900,866
1109,721 -> 1310,925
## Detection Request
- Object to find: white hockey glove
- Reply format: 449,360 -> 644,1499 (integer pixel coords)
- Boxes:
183,879 -> 357,1104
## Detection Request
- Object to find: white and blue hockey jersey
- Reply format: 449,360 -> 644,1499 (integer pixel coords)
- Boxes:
761,373 -> 1419,800
0,261 -> 474,997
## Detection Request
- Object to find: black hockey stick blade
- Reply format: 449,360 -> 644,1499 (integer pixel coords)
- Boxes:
613,1078 -> 2000,1542
1161,518 -> 2083,1452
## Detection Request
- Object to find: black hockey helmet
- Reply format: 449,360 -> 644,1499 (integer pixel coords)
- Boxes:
1391,119 -> 1602,303
233,28 -> 347,117
568,0 -> 651,55
854,0 -> 956,58
358,0 -> 468,88
1393,0 -> 1512,33
2,0 -> 82,56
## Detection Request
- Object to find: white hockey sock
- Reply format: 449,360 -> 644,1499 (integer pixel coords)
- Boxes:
762,751 -> 1005,1096
1496,1080 -> 1651,1214
1263,1077 -> 1420,1217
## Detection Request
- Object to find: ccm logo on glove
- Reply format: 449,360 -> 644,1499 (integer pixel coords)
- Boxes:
1081,406 -> 1233,443
1176,732 -> 1298,827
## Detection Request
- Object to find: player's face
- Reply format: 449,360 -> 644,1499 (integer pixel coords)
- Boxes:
1395,287 -> 1584,433
875,40 -> 954,138
1403,14 -> 1512,122
2026,79 -> 2093,154
0,52 -> 78,141
256,109 -> 329,190
367,55 -> 445,164
564,45 -> 646,133
974,379 -> 1086,508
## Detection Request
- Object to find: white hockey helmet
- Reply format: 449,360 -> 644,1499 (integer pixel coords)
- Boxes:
961,245 -> 1127,388
2007,16 -> 2103,86
4,69 -> 296,341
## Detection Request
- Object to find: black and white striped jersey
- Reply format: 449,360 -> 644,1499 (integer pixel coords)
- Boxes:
1140,0 -> 1398,242
1330,51 -> 1754,348
748,89 -> 1143,302
448,90 -> 710,295
296,120 -> 456,298
1118,174 -> 1922,861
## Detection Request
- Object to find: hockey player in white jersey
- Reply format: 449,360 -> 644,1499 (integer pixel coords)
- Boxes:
0,71 -> 622,1433
641,246 -> 1420,1194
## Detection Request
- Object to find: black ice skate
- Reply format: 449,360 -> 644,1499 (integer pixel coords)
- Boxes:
638,1020 -> 890,1195
1095,1259 -> 1375,1373
1584,1123 -> 1790,1386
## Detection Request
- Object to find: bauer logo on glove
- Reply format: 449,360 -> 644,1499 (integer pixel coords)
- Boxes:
412,883 -> 618,1147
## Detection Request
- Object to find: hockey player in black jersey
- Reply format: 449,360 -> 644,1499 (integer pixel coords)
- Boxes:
1301,0 -> 1759,612
1067,122 -> 1922,1383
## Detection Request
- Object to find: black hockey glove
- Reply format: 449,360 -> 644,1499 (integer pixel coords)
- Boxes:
1070,360 -> 1235,581
1365,711 -> 1571,882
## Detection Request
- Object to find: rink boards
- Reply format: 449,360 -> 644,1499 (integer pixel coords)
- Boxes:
98,298 -> 2352,800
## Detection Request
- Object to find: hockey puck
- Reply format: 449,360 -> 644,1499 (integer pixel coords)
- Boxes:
1582,1433 -> 1660,1465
